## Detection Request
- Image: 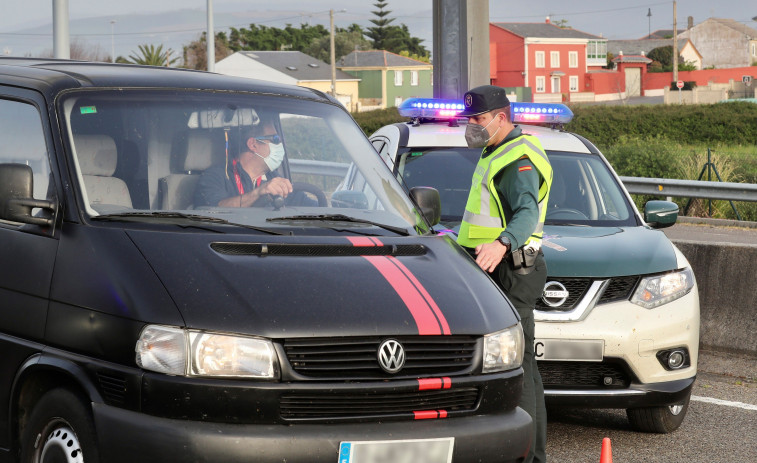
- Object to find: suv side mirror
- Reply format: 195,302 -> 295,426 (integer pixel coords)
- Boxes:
410,186 -> 441,226
0,163 -> 56,227
644,200 -> 678,229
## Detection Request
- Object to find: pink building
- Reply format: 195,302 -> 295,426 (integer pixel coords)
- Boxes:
490,19 -> 620,102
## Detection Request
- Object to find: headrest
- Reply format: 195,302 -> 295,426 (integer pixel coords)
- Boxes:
75,135 -> 118,176
183,132 -> 215,172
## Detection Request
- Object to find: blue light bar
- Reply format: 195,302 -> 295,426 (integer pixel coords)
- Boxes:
510,102 -> 573,124
399,98 -> 573,124
398,98 -> 466,119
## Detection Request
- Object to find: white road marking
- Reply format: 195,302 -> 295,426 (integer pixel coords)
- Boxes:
691,395 -> 757,411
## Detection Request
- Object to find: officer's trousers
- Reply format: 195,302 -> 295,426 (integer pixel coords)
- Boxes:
495,252 -> 548,463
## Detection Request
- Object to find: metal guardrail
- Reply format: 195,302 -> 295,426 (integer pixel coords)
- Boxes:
620,177 -> 757,202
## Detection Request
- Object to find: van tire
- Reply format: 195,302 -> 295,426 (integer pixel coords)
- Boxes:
20,388 -> 99,463
626,390 -> 691,433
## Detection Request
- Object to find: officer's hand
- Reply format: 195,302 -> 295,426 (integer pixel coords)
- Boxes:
474,240 -> 509,273
261,177 -> 293,198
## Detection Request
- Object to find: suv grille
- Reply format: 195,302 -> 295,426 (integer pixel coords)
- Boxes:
284,336 -> 478,379
539,360 -> 631,388
536,276 -> 640,311
280,387 -> 480,421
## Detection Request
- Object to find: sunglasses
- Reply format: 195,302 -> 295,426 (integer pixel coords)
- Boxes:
255,134 -> 282,144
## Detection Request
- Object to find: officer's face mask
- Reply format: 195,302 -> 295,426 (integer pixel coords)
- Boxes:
465,112 -> 503,148
254,140 -> 286,172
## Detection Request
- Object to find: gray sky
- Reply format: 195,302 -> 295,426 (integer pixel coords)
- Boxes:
2,1 -> 756,58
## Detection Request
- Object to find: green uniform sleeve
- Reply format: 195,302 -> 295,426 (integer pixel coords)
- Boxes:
494,157 -> 540,250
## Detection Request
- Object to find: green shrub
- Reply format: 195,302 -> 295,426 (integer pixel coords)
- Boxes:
352,107 -> 404,136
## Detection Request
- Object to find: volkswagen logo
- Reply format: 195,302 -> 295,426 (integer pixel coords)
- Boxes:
542,281 -> 569,307
377,339 -> 405,373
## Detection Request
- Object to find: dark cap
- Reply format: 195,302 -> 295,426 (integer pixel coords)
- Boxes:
458,85 -> 510,117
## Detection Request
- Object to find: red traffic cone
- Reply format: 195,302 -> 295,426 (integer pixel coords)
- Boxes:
600,437 -> 613,463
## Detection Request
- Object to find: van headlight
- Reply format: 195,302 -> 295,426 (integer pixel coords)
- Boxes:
136,325 -> 280,379
483,325 -> 524,373
631,268 -> 695,309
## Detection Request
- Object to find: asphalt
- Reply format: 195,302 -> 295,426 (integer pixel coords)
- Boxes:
663,216 -> 757,246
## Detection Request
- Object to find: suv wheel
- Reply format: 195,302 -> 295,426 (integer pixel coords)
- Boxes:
20,388 -> 99,463
626,390 -> 691,433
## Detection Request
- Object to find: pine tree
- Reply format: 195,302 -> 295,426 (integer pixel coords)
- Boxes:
366,2 -> 395,50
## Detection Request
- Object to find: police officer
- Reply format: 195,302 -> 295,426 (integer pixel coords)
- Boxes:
456,85 -> 552,463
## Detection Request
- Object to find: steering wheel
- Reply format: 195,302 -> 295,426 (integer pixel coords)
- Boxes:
547,208 -> 589,220
290,181 -> 328,207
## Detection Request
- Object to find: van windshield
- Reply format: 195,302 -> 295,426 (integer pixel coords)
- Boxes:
59,90 -> 426,235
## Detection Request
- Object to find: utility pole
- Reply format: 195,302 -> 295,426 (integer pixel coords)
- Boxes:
110,20 -> 116,63
672,1 -> 678,85
646,8 -> 652,39
53,0 -> 70,59
206,0 -> 215,72
330,9 -> 336,97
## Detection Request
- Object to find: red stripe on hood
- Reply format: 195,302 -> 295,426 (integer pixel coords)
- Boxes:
347,237 -> 377,247
386,256 -> 451,335
362,255 -> 443,335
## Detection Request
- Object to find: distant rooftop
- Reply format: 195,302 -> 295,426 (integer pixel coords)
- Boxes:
608,39 -> 692,56
338,50 -> 431,68
236,51 -> 357,81
491,22 -> 604,40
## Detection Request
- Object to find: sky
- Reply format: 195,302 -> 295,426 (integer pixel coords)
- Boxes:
2,0 -> 756,59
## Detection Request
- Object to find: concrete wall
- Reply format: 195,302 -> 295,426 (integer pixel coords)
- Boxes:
672,240 -> 757,357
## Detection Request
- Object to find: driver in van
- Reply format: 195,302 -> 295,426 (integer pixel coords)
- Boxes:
194,119 -> 293,207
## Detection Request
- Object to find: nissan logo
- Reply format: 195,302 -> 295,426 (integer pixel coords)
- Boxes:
377,339 -> 406,373
542,281 -> 569,307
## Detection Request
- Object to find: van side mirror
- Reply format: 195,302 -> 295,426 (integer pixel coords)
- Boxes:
410,186 -> 441,226
0,163 -> 56,227
644,200 -> 678,229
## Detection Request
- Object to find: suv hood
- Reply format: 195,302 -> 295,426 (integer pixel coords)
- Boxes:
542,225 -> 678,277
126,230 -> 516,338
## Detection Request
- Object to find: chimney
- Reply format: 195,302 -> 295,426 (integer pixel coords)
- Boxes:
545,16 -> 550,24
687,16 -> 693,29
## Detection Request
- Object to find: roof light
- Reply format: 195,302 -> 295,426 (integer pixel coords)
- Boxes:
398,98 -> 573,125
510,102 -> 573,124
398,98 -> 465,119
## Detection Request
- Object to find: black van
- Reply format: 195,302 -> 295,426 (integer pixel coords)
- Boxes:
0,59 -> 530,463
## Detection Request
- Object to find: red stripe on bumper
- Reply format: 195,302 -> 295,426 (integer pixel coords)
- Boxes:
413,410 -> 448,420
417,377 -> 452,390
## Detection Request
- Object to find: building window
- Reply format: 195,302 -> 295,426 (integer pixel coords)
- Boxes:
535,76 -> 545,93
535,51 -> 545,68
550,51 -> 560,68
410,70 -> 419,86
587,40 -> 607,60
569,51 -> 578,68
394,70 -> 403,86
569,76 -> 579,92
394,96 -> 403,107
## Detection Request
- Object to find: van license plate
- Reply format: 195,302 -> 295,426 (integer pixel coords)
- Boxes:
338,437 -> 454,463
535,339 -> 604,361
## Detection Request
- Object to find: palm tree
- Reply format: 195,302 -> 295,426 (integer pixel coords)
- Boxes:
127,44 -> 179,67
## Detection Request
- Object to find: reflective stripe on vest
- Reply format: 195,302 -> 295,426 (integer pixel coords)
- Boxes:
457,134 -> 552,248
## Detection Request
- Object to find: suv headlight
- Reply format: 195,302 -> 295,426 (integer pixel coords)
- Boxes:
483,325 -> 524,373
631,268 -> 695,309
136,325 -> 280,379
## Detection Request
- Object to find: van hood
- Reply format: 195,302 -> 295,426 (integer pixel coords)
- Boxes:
541,225 -> 678,277
126,230 -> 515,338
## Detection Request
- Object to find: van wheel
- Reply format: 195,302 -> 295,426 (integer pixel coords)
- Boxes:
20,388 -> 99,463
626,390 -> 691,433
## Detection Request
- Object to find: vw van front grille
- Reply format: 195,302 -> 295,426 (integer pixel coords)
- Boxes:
280,387 -> 479,421
211,242 -> 427,257
284,336 -> 478,379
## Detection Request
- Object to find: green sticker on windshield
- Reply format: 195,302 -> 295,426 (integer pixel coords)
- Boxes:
80,106 -> 97,114
410,152 -> 423,156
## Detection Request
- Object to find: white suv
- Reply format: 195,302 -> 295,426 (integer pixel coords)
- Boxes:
370,99 -> 700,433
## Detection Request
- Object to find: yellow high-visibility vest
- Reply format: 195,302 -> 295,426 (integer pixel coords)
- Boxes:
457,134 -> 553,248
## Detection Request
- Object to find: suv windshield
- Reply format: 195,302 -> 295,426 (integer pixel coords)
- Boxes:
59,90 -> 425,234
395,147 -> 637,229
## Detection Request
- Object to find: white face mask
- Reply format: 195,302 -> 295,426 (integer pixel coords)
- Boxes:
257,141 -> 285,171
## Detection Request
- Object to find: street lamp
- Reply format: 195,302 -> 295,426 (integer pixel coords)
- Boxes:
646,8 -> 652,39
110,20 -> 116,63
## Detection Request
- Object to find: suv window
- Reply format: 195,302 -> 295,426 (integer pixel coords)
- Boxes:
0,98 -> 52,203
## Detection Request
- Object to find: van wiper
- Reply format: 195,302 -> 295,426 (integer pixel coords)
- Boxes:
266,213 -> 411,236
93,212 -> 286,235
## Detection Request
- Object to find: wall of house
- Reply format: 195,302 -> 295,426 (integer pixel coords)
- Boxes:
680,23 -> 751,68
384,68 -> 433,107
299,80 -> 360,112
342,69 -> 383,99
525,42 -> 587,97
489,26 -> 526,88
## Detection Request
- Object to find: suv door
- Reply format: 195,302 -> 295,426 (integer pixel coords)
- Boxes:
0,87 -> 60,449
